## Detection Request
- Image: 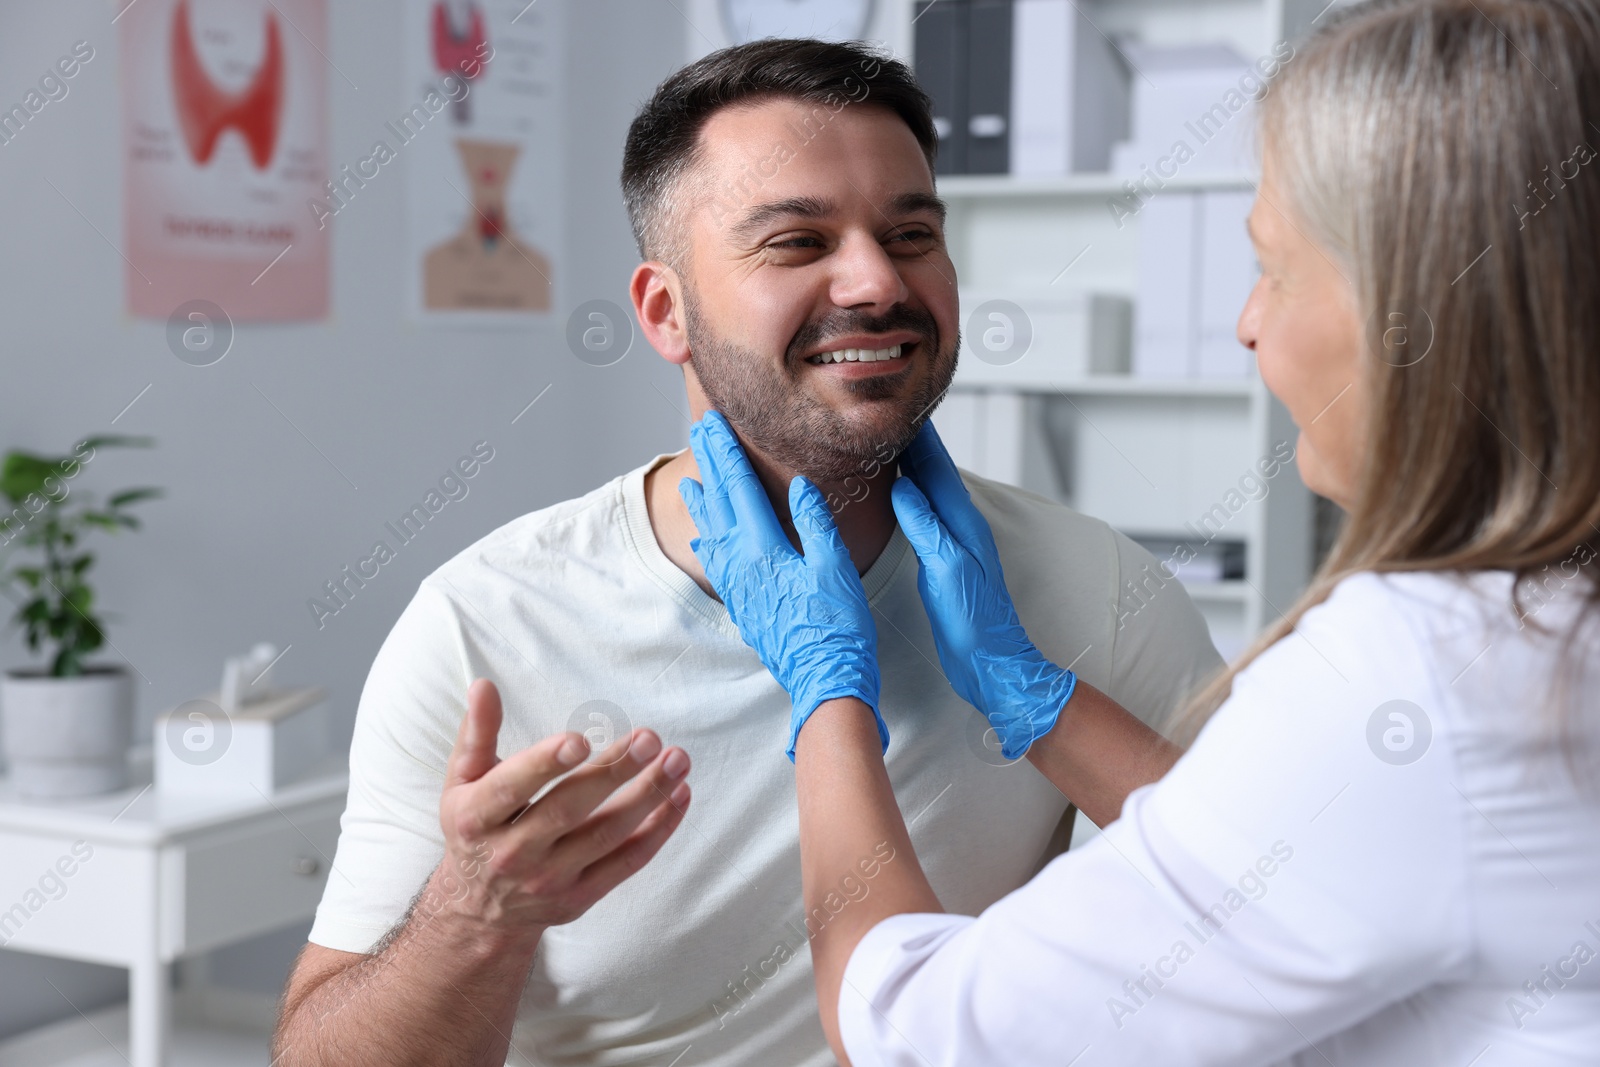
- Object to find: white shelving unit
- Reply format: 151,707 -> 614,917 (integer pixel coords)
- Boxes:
684,0 -> 1338,655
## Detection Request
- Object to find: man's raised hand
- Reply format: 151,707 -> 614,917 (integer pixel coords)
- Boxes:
435,678 -> 692,936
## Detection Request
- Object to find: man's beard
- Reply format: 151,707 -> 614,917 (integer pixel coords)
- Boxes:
683,292 -> 959,485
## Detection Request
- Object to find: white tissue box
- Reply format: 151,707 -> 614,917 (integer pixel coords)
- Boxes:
154,686 -> 328,797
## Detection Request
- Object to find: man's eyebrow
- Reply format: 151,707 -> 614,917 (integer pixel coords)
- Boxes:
727,195 -> 835,243
888,191 -> 947,225
725,191 -> 949,244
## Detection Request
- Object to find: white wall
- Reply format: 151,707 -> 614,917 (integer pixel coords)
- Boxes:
0,0 -> 687,1039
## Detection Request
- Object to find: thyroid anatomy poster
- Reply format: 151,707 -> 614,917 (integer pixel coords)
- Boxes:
403,0 -> 562,325
121,0 -> 330,321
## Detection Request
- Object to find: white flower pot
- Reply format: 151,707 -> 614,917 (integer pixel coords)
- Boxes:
1,667 -> 133,799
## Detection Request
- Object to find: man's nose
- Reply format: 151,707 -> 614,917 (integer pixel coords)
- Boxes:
829,233 -> 910,310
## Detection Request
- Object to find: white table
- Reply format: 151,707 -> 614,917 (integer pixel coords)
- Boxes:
0,753 -> 347,1067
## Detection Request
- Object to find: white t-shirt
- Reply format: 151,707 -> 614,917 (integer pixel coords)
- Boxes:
840,569 -> 1600,1066
309,453 -> 1222,1067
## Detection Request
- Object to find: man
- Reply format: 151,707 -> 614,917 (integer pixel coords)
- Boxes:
273,38 -> 1222,1067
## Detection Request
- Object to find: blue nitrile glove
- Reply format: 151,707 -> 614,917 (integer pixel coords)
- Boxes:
678,411 -> 887,762
889,421 -> 1076,759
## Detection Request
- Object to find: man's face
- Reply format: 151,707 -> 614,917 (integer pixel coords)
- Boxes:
676,97 -> 959,484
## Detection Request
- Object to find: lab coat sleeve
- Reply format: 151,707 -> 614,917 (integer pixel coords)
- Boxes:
838,573 -> 1475,1067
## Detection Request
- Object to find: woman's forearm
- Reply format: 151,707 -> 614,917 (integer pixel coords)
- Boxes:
1025,679 -> 1184,828
793,698 -> 942,1066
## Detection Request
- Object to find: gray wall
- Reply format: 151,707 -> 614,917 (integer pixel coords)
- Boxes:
0,0 -> 686,1039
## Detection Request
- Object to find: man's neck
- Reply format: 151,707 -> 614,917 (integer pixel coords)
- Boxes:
643,443 -> 899,602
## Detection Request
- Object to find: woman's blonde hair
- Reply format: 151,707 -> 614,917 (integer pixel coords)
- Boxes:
1176,0 -> 1600,746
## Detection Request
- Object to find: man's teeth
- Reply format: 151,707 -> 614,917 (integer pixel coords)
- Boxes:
808,344 -> 905,365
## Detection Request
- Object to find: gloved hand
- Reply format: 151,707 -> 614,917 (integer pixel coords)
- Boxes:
890,421 -> 1076,759
679,411 -> 887,762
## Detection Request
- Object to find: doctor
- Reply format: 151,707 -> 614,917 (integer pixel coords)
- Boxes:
679,1 -> 1600,1063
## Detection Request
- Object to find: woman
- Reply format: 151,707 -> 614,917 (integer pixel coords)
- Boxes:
679,1 -> 1600,1063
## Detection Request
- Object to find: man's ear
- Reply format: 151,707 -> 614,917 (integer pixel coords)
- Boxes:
631,261 -> 691,367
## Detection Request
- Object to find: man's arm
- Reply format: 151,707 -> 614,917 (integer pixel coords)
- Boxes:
271,679 -> 692,1067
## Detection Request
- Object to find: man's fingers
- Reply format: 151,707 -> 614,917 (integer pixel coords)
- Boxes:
548,745 -> 691,872
574,783 -> 691,899
506,728 -> 667,842
444,678 -> 505,788
457,729 -> 590,833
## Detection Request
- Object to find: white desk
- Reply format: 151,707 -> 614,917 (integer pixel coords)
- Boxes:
0,753 -> 347,1067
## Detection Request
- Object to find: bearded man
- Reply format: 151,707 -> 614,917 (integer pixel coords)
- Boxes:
274,37 -> 1221,1067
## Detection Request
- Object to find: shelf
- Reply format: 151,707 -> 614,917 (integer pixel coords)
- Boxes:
951,376 -> 1257,398
936,171 -> 1260,200
1180,580 -> 1254,603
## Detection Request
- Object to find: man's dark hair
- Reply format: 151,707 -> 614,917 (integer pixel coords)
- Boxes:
620,38 -> 937,267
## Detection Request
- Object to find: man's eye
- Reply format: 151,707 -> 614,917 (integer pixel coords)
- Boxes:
891,229 -> 934,243
771,236 -> 823,250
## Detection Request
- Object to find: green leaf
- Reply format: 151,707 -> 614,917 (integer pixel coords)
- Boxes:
64,585 -> 93,614
108,487 -> 162,509
81,512 -> 121,531
74,434 -> 155,455
0,453 -> 58,504
52,647 -> 82,677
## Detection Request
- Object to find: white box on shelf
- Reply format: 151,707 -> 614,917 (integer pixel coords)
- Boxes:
954,290 -> 1131,388
1010,0 -> 1130,175
155,686 -> 328,798
934,391 -> 1065,503
1109,42 -> 1258,179
1195,189 -> 1259,378
1132,191 -> 1199,378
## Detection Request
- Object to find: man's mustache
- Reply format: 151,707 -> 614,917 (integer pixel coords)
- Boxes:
785,305 -> 941,366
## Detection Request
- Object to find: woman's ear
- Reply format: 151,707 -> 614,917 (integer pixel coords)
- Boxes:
631,261 -> 691,366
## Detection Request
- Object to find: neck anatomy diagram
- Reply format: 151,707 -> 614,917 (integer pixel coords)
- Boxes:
170,0 -> 284,169
431,1 -> 490,123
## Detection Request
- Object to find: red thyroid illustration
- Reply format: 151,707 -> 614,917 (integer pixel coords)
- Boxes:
431,2 -> 489,78
170,0 -> 285,169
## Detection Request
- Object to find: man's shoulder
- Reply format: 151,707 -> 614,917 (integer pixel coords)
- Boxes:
421,455 -> 665,592
957,466 -> 1120,560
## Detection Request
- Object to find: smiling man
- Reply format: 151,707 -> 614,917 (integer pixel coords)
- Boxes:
276,39 -> 1222,1067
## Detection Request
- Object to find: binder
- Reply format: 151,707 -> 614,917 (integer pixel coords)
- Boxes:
965,0 -> 1013,174
914,0 -> 969,175
1011,0 -> 1130,174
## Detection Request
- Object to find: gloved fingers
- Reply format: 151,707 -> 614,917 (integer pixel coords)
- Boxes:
677,476 -> 719,566
700,411 -> 789,550
900,422 -> 993,556
790,476 -> 852,573
687,419 -> 737,534
891,475 -> 958,566
678,476 -> 708,534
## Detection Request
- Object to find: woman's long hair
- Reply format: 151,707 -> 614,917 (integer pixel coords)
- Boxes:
1177,0 -> 1600,751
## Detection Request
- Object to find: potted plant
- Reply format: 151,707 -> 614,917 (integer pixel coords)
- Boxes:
0,436 -> 160,798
